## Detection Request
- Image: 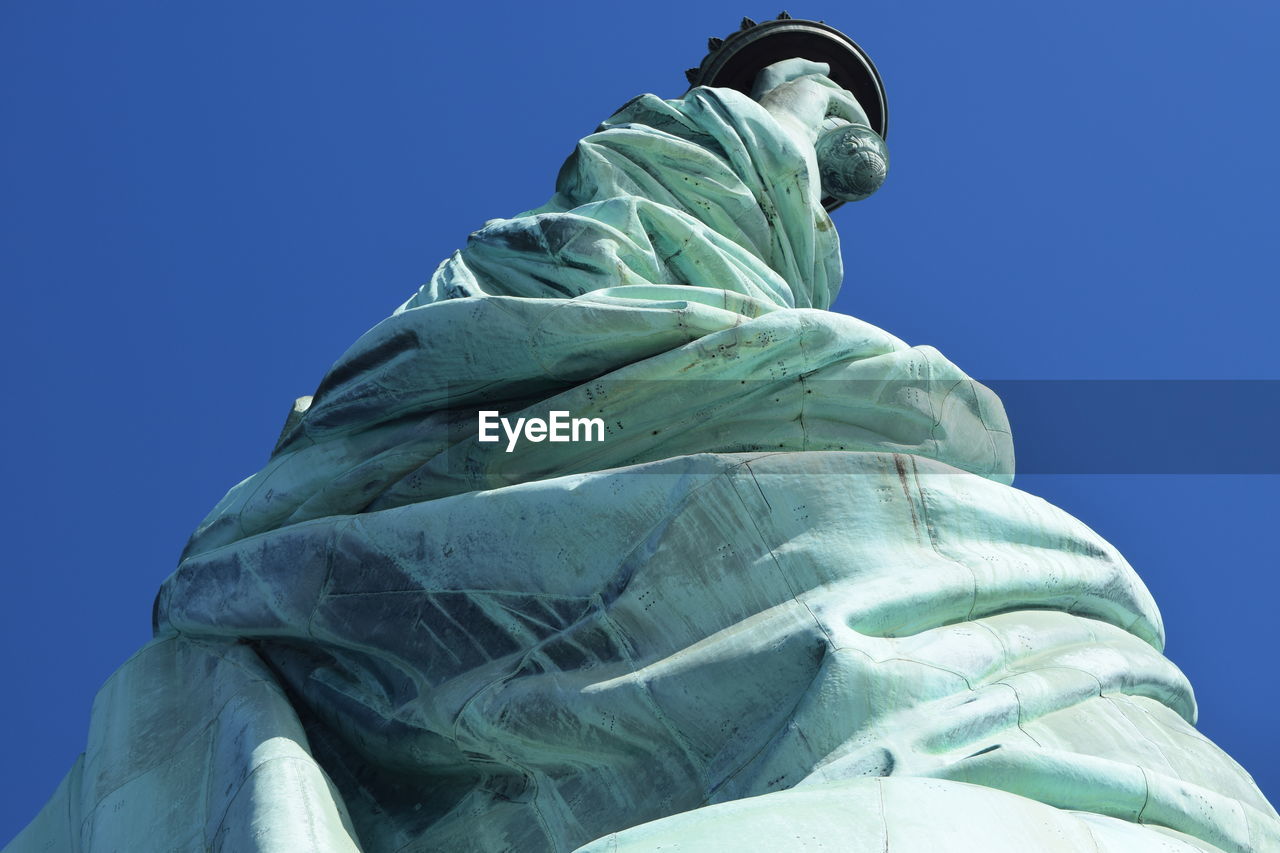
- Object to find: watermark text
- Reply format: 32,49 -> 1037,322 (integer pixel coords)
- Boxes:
478,410 -> 605,452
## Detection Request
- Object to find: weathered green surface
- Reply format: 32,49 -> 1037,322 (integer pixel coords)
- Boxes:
8,62 -> 1278,852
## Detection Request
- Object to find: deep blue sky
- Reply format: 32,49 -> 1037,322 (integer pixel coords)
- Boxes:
3,1 -> 1276,842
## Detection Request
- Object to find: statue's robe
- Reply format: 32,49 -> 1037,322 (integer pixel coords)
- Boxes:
9,85 -> 1277,853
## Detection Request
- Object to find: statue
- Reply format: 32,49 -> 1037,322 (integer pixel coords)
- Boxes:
8,16 -> 1277,853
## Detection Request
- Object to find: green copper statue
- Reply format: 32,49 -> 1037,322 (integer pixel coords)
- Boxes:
8,18 -> 1277,853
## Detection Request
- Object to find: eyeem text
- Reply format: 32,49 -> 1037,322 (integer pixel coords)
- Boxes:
478,410 -> 605,452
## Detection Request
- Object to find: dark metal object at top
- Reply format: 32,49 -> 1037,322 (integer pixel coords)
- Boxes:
685,13 -> 889,141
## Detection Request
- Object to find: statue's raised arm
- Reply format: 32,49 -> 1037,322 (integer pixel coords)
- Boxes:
409,54 -> 883,312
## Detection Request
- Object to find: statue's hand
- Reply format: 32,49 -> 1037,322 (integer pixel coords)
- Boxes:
751,58 -> 888,203
749,58 -> 832,100
750,58 -> 871,145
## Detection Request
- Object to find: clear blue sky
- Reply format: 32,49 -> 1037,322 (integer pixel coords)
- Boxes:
3,1 -> 1277,842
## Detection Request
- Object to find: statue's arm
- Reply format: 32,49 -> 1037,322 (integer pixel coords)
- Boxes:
749,58 -> 872,145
